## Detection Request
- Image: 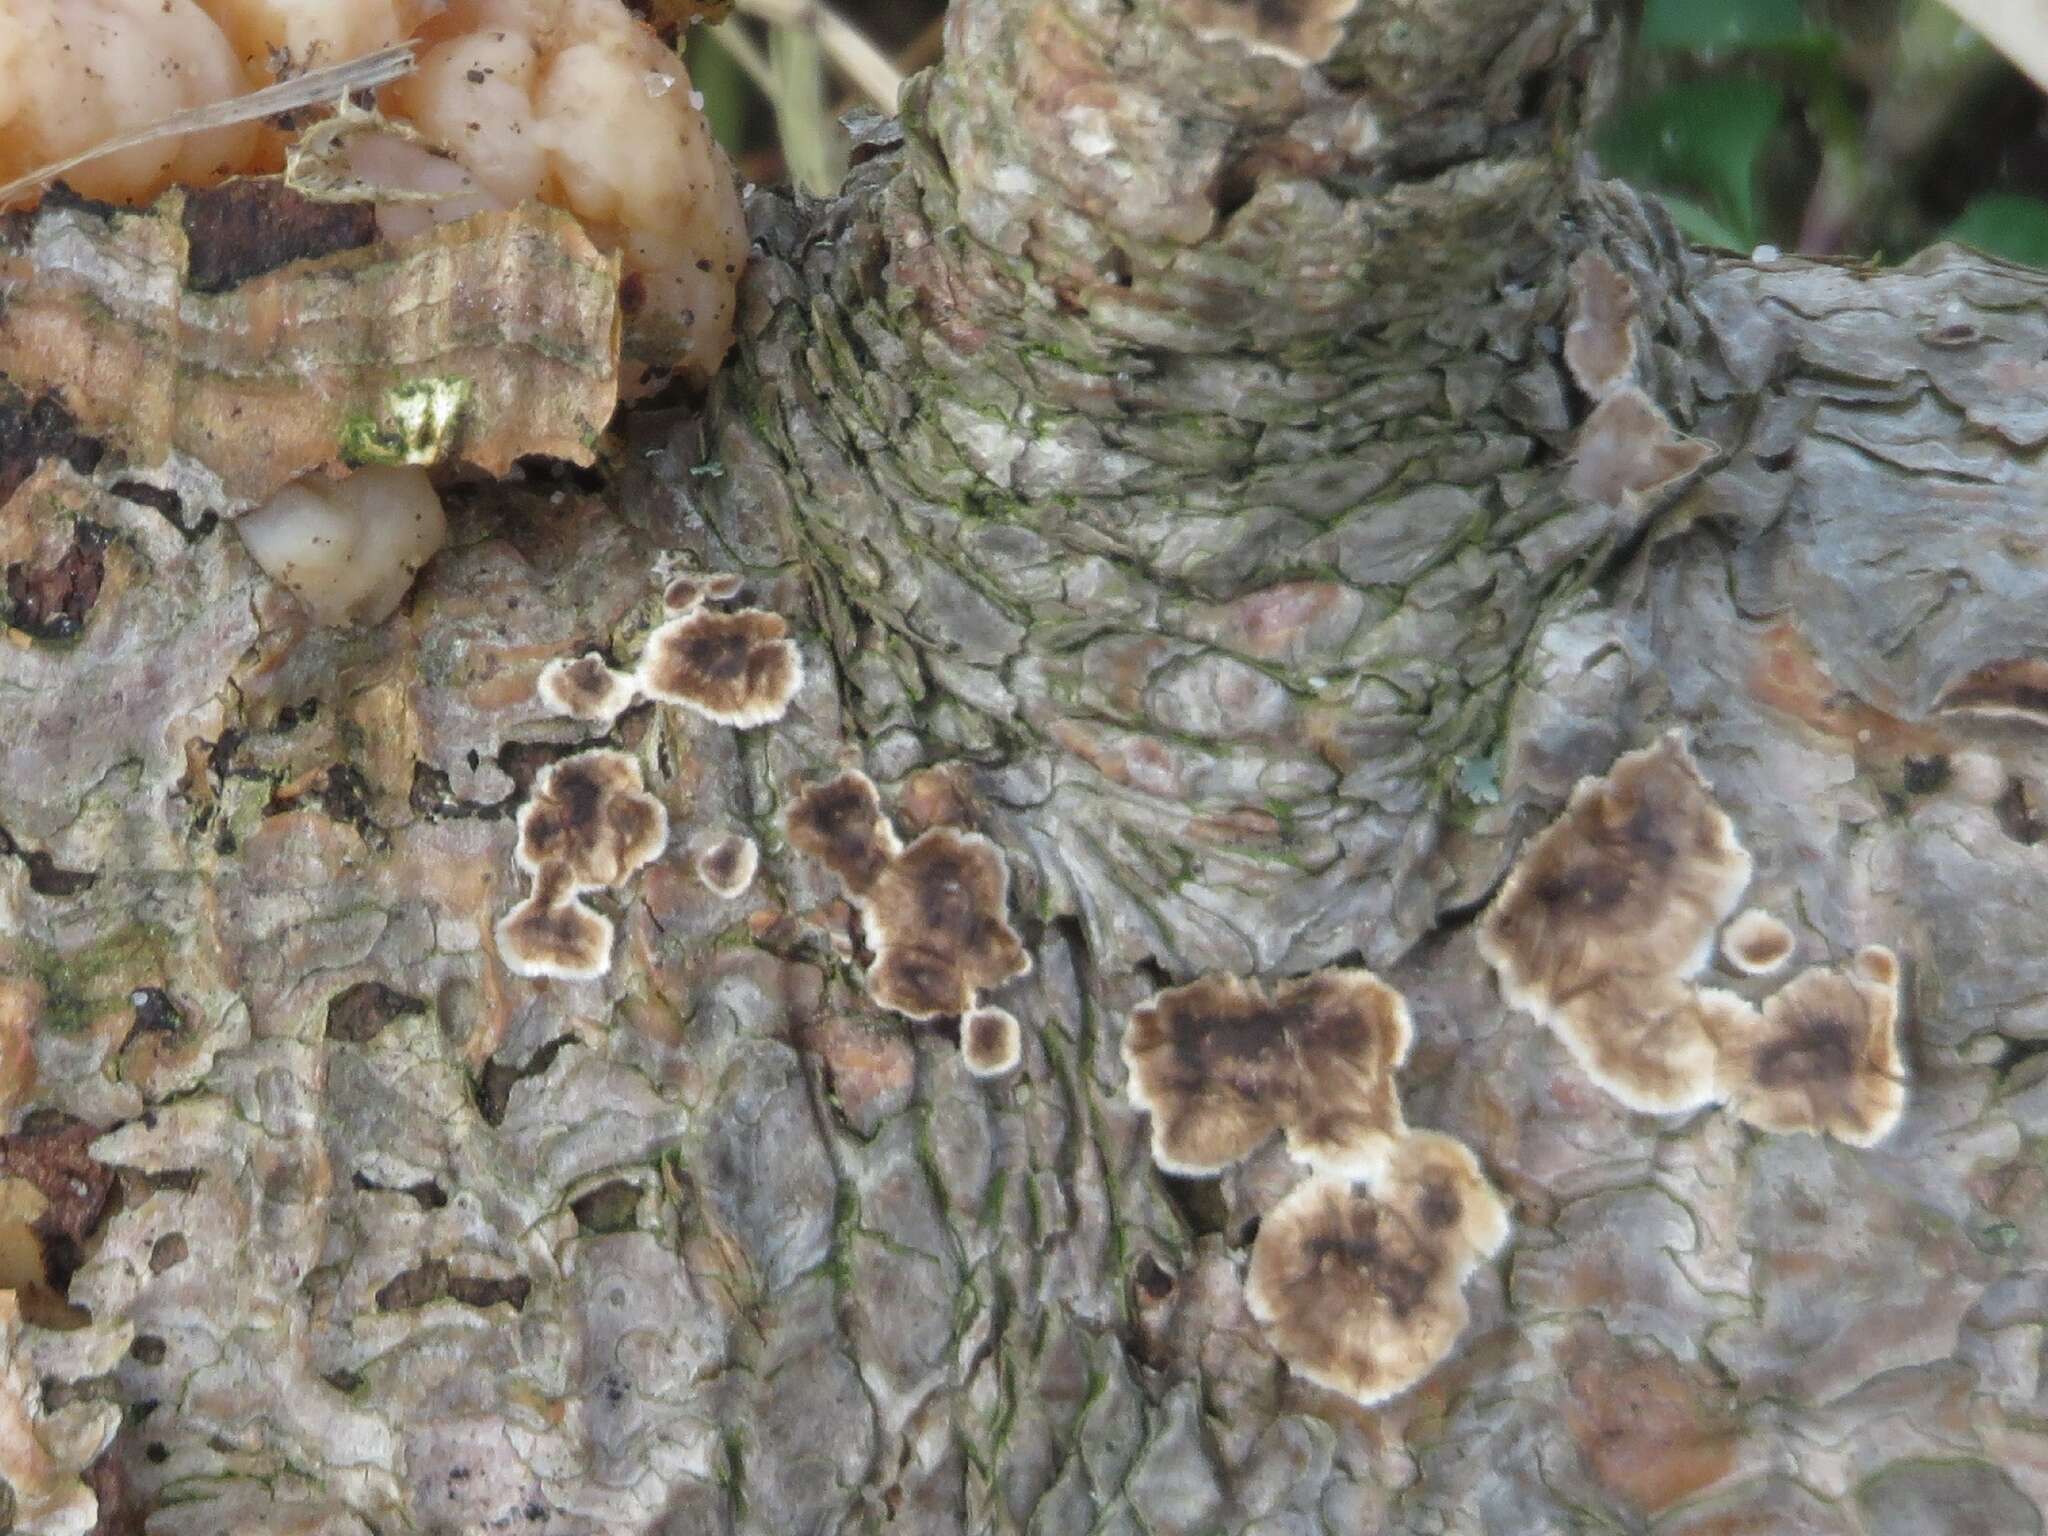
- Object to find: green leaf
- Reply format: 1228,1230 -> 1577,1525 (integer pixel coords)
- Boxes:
1597,78 -> 1786,246
1640,0 -> 1819,52
1654,193 -> 1752,253
1943,195 -> 2048,268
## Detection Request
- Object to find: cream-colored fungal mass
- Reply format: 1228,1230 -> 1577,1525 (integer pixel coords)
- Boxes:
391,0 -> 746,387
1,0 -> 745,387
1721,907 -> 1795,976
235,465 -> 448,626
1122,969 -> 1412,1179
1712,946 -> 1906,1146
0,1 -> 257,204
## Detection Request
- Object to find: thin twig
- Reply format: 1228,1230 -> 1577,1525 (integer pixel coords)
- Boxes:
0,45 -> 418,205
733,0 -> 903,110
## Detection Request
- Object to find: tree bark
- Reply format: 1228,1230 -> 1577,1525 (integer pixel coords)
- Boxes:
6,1 -> 2048,1533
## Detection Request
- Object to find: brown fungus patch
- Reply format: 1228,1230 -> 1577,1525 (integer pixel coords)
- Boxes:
636,607 -> 802,728
513,749 -> 668,893
495,865 -> 614,983
1478,731 -> 1753,1025
1712,946 -> 1905,1146
1721,908 -> 1794,977
1245,1174 -> 1471,1409
1379,1130 -> 1510,1280
1122,969 -> 1412,1178
1177,0 -> 1363,68
536,653 -> 636,724
1566,386 -> 1716,510
862,828 -> 1031,1021
1933,656 -> 2048,725
693,832 -> 758,899
1563,250 -> 1640,401
1550,974 -> 1753,1115
783,770 -> 903,900
961,1005 -> 1022,1079
661,571 -> 744,613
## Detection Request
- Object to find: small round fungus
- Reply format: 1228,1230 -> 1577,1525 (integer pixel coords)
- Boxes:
1712,945 -> 1906,1147
235,464 -> 448,626
636,607 -> 803,728
694,832 -> 758,899
1565,386 -> 1717,510
1478,731 -> 1753,1025
783,770 -> 904,900
1245,1174 -> 1471,1410
961,1005 -> 1023,1079
1548,973 -> 1751,1115
662,572 -> 745,613
862,827 -> 1032,1022
1721,908 -> 1795,977
513,749 -> 669,892
1379,1130 -> 1512,1281
1122,969 -> 1413,1179
495,865 -> 614,982
536,652 -> 637,723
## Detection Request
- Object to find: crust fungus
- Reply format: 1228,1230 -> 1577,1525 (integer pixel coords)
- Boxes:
1245,1164 -> 1487,1410
1563,250 -> 1639,401
1177,0 -> 1363,69
1712,946 -> 1906,1146
537,653 -> 636,724
961,1005 -> 1023,1079
693,832 -> 758,899
1122,969 -> 1413,1179
494,864 -> 614,982
234,464 -> 447,626
1566,386 -> 1716,509
662,572 -> 745,613
782,770 -> 902,899
862,828 -> 1032,1021
1721,908 -> 1795,977
1932,656 -> 2048,725
1548,973 -> 1755,1114
1479,732 -> 1753,1023
1379,1129 -> 1512,1280
497,748 -> 666,982
636,608 -> 803,729
513,750 -> 668,893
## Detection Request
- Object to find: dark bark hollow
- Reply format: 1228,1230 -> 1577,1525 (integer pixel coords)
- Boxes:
704,0 -> 1648,977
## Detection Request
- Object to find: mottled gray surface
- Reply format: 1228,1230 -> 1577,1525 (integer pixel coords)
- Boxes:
7,0 -> 2048,1532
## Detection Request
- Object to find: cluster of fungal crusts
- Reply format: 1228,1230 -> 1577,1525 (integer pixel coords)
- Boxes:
495,749 -> 668,980
1478,731 -> 1907,1146
783,770 -> 1032,1078
1123,971 -> 1511,1408
535,573 -> 804,730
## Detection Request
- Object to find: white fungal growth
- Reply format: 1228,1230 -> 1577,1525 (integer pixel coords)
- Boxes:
235,464 -> 447,626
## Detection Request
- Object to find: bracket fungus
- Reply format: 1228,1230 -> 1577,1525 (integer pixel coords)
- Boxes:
1478,731 -> 1753,1024
693,831 -> 758,899
782,769 -> 902,899
1721,908 -> 1795,977
1712,946 -> 1906,1147
536,652 -> 637,724
961,1005 -> 1023,1079
1548,973 -> 1756,1115
496,748 -> 667,980
862,827 -> 1033,1022
1122,969 -> 1413,1179
636,607 -> 804,729
1244,1137 -> 1510,1410
662,571 -> 745,613
234,463 -> 448,626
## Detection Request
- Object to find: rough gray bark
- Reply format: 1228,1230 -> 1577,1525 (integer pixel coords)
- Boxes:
6,0 -> 2048,1532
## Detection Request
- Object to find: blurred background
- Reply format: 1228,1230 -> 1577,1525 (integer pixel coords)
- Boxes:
689,0 -> 2048,264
